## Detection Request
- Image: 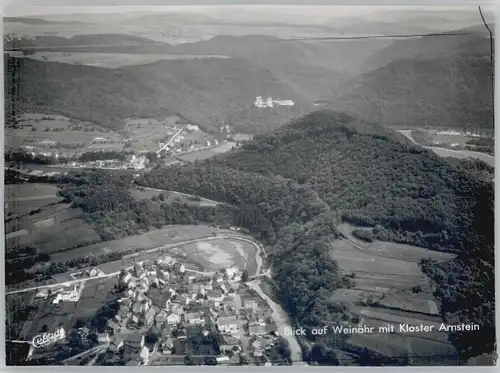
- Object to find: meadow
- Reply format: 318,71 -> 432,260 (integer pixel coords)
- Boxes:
5,113 -> 124,154
177,142 -> 236,162
330,223 -> 458,362
48,225 -> 222,263
5,183 -> 101,252
124,116 -> 180,153
130,185 -> 219,207
180,238 -> 258,273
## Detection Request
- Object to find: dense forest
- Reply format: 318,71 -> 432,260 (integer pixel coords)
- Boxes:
7,110 -> 493,361
56,171 -> 237,241
137,110 -> 495,361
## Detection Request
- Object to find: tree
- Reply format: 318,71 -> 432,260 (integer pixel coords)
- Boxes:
241,269 -> 249,283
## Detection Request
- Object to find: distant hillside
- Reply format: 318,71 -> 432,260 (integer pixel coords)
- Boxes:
325,49 -> 493,130
10,33 -> 391,99
4,33 -> 163,50
361,31 -> 491,72
5,56 -> 312,134
4,16 -> 81,25
139,110 -> 494,361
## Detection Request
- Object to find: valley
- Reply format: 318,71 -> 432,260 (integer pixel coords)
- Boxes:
4,6 -> 495,367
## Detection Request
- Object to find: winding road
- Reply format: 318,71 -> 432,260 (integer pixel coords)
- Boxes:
7,229 -> 305,364
398,130 -> 495,167
247,280 -> 307,366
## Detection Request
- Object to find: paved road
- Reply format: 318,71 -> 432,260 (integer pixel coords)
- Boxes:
156,127 -> 184,155
6,234 -> 262,295
247,280 -> 307,366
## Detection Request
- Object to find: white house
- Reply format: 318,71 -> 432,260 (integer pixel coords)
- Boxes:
186,124 -> 199,132
217,315 -> 239,334
166,313 -> 181,325
52,285 -> 80,304
225,267 -> 239,278
98,333 -> 111,344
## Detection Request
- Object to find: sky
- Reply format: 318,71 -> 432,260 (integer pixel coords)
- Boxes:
4,3 -> 497,17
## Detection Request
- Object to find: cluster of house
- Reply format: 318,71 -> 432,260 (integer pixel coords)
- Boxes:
101,257 -> 280,365
254,96 -> 295,108
4,32 -> 35,43
34,284 -> 83,303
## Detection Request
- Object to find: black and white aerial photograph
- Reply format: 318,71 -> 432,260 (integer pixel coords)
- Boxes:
3,3 -> 496,367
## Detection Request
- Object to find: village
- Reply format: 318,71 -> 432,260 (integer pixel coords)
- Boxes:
82,255 -> 291,366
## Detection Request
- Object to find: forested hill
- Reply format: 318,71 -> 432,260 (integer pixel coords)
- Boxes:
4,56 -> 310,134
213,110 -> 493,256
139,110 -> 495,360
325,49 -> 493,130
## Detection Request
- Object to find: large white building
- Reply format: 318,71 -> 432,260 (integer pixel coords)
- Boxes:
52,285 -> 81,304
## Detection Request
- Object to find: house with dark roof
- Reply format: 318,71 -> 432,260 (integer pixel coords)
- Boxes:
149,288 -> 172,310
124,333 -> 145,350
266,322 -> 278,335
173,339 -> 187,355
106,319 -> 121,335
220,335 -> 240,353
141,307 -> 156,327
162,323 -> 176,338
155,309 -> 168,325
207,289 -> 224,305
132,301 -> 142,315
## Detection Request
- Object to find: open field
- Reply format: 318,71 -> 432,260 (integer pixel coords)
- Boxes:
429,147 -> 495,167
21,52 -> 230,68
5,183 -> 59,200
331,239 -> 428,280
330,223 -> 458,361
177,142 -> 236,162
332,289 -> 440,316
337,223 -> 456,263
211,141 -> 237,153
180,238 -> 258,272
5,184 -> 101,252
124,116 -> 180,153
398,130 -> 494,168
432,133 -> 476,146
5,183 -> 64,215
5,113 -> 124,154
48,225 -> 225,263
130,185 -> 219,207
30,218 -> 101,254
177,149 -> 219,162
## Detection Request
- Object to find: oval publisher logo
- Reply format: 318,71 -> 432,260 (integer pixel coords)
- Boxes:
31,328 -> 66,349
